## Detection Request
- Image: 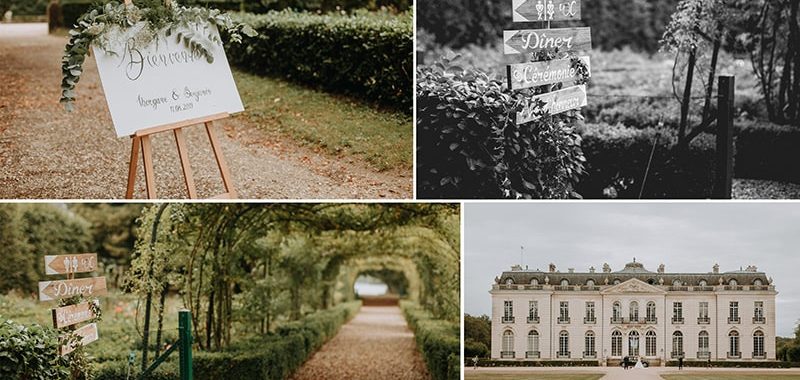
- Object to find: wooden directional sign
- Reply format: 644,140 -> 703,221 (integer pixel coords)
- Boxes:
59,323 -> 99,356
507,56 -> 590,90
516,84 -> 588,124
44,254 -> 97,275
504,27 -> 591,55
39,277 -> 108,302
52,301 -> 99,329
513,0 -> 582,22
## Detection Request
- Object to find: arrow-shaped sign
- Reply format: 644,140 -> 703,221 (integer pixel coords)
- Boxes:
504,27 -> 591,55
44,253 -> 97,275
59,323 -> 99,356
507,56 -> 590,90
52,300 -> 99,329
513,0 -> 582,22
39,277 -> 107,302
516,84 -> 588,124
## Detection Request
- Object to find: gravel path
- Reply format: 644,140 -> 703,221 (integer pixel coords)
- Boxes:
0,23 -> 412,199
290,306 -> 431,380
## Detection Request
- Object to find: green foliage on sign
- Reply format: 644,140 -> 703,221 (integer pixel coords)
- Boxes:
226,9 -> 412,111
416,55 -> 586,199
0,320 -> 71,380
401,301 -> 460,380
59,1 -> 256,111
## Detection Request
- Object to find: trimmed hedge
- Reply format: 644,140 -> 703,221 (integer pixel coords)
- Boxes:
665,360 -> 796,368
734,121 -> 800,184
60,0 -> 245,29
416,62 -> 586,199
95,301 -> 361,380
578,123 -> 718,199
400,301 -> 460,380
474,358 -> 600,367
227,10 -> 412,111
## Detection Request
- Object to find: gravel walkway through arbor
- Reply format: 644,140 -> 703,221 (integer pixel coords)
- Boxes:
0,23 -> 411,199
290,306 -> 431,380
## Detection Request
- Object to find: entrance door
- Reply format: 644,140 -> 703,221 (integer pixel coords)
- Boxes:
628,331 -> 640,358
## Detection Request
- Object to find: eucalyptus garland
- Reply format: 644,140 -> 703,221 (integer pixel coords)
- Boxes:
60,0 -> 256,111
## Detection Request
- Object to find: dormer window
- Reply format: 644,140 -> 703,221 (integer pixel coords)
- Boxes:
673,279 -> 682,286
753,279 -> 762,286
506,278 -> 514,285
560,279 -> 569,286
613,279 -> 621,285
586,279 -> 595,287
699,280 -> 707,286
531,278 -> 539,285
729,279 -> 738,286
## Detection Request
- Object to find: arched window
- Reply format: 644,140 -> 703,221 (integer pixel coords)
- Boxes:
527,330 -> 539,357
753,330 -> 765,358
506,278 -> 514,285
646,301 -> 656,322
530,278 -> 539,285
673,279 -> 682,286
613,301 -> 622,321
729,278 -> 738,286
613,279 -> 621,285
502,330 -> 515,358
699,279 -> 708,286
628,330 -> 640,357
672,331 -> 684,358
729,331 -> 740,358
561,279 -> 569,286
645,331 -> 657,356
585,331 -> 595,357
629,301 -> 639,322
698,331 -> 709,357
611,330 -> 622,357
754,279 -> 763,286
586,279 -> 595,287
558,331 -> 569,357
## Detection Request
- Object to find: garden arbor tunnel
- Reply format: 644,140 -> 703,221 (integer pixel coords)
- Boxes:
131,203 -> 460,351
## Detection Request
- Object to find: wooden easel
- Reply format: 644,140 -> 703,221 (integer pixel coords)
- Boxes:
125,113 -> 237,199
122,0 -> 236,199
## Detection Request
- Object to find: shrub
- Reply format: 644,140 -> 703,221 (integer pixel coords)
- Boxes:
0,319 -> 71,380
577,123 -> 718,199
227,10 -> 412,111
734,121 -> 800,184
464,339 -> 489,359
400,301 -> 460,380
666,360 -> 796,368
416,58 -> 586,199
474,358 -> 600,367
241,0 -> 411,13
60,0 -> 244,29
94,301 -> 361,380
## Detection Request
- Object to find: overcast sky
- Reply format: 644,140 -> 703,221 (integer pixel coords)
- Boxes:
464,202 -> 800,337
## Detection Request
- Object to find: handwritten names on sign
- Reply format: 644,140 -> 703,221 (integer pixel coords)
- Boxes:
59,323 -> 99,356
44,254 -> 97,275
52,301 -> 98,329
504,27 -> 591,55
516,84 -> 588,124
512,0 -> 582,22
94,22 -> 244,137
38,277 -> 108,302
507,56 -> 590,90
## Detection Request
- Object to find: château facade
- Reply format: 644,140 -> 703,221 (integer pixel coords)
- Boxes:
490,260 -> 777,365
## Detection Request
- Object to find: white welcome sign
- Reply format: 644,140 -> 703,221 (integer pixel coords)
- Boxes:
93,23 -> 244,137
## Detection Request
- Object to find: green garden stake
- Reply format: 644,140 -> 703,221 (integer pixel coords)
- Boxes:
179,309 -> 193,380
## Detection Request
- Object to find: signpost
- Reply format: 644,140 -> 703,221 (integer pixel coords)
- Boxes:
95,0 -> 241,199
503,0 -> 591,122
40,253 -> 104,356
512,0 -> 582,22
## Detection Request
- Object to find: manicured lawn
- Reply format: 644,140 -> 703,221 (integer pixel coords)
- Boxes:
662,374 -> 800,380
465,372 -> 604,380
233,70 -> 412,172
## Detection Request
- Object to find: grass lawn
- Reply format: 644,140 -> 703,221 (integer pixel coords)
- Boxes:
465,373 -> 604,380
233,70 -> 412,172
662,374 -> 800,380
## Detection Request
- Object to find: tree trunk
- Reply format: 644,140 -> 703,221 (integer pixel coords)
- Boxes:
678,49 -> 697,149
155,286 -> 168,356
206,289 -> 214,350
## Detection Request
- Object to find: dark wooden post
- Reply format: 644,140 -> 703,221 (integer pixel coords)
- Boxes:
416,51 -> 425,66
713,75 -> 734,199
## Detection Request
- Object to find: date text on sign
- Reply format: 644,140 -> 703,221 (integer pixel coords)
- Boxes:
59,323 -> 99,356
507,56 -> 590,90
38,277 -> 108,301
516,84 -> 587,124
512,0 -> 582,22
504,27 -> 591,55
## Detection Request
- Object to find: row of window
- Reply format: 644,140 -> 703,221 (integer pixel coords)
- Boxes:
506,277 -> 764,287
500,329 -> 766,359
503,300 -> 766,325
